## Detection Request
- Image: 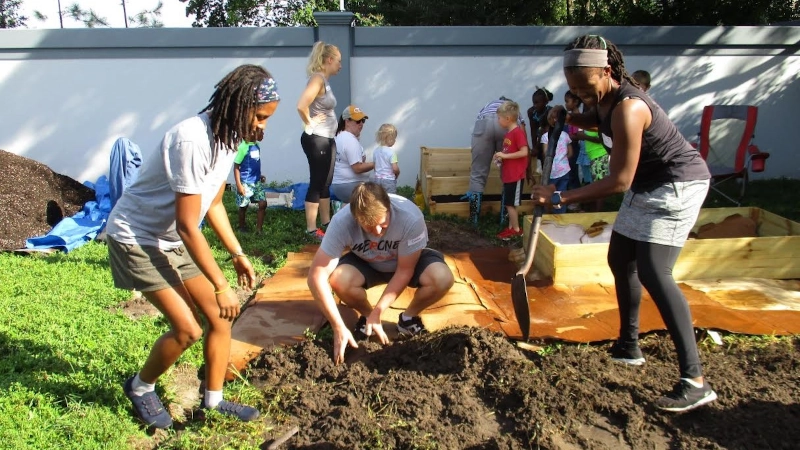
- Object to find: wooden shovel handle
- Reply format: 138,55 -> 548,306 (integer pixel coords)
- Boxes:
515,108 -> 567,277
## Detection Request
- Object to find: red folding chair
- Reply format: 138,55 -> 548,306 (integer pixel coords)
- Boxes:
695,105 -> 770,206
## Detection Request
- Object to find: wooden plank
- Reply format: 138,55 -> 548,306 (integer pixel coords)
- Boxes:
421,146 -> 543,211
428,175 -> 531,197
522,207 -> 800,285
758,208 -> 800,237
431,200 -> 535,218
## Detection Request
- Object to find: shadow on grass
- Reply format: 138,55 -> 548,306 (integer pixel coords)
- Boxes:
0,331 -> 120,406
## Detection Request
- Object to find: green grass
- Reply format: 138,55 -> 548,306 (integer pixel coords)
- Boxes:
0,179 -> 797,448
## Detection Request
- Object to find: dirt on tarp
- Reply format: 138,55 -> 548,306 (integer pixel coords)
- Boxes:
245,219 -> 800,450
0,149 -> 95,250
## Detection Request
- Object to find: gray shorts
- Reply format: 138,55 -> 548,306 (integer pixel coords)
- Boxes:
373,177 -> 397,194
107,237 -> 202,292
337,248 -> 445,289
613,179 -> 710,247
331,181 -> 365,203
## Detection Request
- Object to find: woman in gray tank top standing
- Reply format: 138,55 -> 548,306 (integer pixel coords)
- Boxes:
297,41 -> 341,240
532,35 -> 716,413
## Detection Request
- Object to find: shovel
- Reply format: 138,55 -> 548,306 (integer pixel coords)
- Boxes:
511,108 -> 567,341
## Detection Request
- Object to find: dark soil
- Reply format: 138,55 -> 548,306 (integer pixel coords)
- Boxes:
247,219 -> 800,450
0,149 -> 95,250
249,326 -> 799,449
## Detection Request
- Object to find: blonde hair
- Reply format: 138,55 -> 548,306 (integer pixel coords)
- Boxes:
306,41 -> 339,76
497,100 -> 520,120
350,182 -> 391,227
375,123 -> 398,146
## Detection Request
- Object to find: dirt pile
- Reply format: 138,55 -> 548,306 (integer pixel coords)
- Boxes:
0,149 -> 95,250
248,326 -> 800,449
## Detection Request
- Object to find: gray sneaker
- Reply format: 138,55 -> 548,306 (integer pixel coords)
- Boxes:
609,340 -> 646,366
123,376 -> 173,429
655,379 -> 718,412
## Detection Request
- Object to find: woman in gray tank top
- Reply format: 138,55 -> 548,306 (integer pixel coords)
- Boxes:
297,41 -> 341,240
532,35 -> 716,413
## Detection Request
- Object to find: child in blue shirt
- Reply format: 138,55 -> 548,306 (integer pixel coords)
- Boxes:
234,129 -> 267,233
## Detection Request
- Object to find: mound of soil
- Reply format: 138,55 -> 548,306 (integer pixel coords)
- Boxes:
0,149 -> 95,250
249,327 -> 799,449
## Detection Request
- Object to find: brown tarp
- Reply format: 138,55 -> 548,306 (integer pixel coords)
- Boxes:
229,246 -> 800,375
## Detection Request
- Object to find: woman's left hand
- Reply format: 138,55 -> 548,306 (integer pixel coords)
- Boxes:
531,184 -> 557,205
232,255 -> 256,289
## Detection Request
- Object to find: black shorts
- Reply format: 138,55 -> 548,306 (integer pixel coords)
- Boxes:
503,179 -> 524,207
337,248 -> 445,289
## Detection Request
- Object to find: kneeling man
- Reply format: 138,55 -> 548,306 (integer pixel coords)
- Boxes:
307,182 -> 455,363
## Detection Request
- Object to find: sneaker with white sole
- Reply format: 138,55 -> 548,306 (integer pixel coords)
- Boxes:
123,376 -> 173,429
655,379 -> 718,412
397,313 -> 428,336
207,400 -> 260,421
609,340 -> 646,366
353,316 -> 369,341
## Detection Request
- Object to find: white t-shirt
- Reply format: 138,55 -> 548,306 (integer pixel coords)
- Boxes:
540,131 -> 572,180
332,131 -> 370,184
373,145 -> 397,180
106,113 -> 236,249
320,194 -> 427,273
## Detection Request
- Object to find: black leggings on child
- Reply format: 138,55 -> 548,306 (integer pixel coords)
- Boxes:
607,231 -> 702,379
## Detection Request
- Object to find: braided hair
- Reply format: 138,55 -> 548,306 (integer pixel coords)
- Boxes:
532,86 -> 553,103
564,35 -> 640,89
200,64 -> 271,151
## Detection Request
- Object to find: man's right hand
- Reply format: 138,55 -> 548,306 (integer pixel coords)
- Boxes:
332,326 -> 358,365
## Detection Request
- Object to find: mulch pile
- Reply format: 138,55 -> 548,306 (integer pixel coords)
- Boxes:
0,149 -> 95,250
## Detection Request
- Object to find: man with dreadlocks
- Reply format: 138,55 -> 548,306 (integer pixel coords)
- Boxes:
106,64 -> 280,428
531,35 -> 716,412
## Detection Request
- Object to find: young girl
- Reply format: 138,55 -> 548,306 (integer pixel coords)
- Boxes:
107,65 -> 280,428
564,91 -> 588,192
526,86 -> 554,173
539,105 -> 573,214
532,35 -> 715,412
372,124 -> 400,194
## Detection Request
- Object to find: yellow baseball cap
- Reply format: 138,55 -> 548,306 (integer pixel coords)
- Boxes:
342,105 -> 368,121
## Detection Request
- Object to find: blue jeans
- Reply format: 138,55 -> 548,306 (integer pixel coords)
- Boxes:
548,173 -> 570,214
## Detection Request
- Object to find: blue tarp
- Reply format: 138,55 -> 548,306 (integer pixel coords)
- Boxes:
264,182 -> 309,210
25,176 -> 112,253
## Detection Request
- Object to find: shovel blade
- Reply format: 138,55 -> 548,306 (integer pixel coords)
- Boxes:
511,273 -> 530,341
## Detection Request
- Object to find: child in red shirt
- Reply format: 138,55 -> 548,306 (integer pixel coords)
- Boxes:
493,101 -> 529,239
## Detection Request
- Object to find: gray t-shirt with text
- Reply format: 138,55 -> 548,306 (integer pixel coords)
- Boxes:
320,194 -> 427,272
106,113 -> 236,249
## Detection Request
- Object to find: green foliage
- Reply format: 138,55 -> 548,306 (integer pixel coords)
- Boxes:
0,0 -> 26,28
396,185 -> 415,200
177,0 -> 799,28
128,1 -> 164,28
65,3 -> 110,28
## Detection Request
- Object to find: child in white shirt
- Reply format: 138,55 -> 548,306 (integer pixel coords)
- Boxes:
371,124 -> 400,193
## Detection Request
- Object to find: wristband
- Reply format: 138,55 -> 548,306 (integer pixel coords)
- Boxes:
214,285 -> 231,295
228,250 -> 246,261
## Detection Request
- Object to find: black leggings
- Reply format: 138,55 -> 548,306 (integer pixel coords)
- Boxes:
607,231 -> 702,379
300,133 -> 335,203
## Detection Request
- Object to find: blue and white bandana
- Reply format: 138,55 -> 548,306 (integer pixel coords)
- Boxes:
256,77 -> 280,103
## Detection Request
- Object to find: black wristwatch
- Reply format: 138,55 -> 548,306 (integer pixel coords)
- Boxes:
550,191 -> 563,209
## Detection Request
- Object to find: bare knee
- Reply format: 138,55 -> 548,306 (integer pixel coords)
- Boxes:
173,325 -> 203,349
422,263 -> 455,293
329,266 -> 363,297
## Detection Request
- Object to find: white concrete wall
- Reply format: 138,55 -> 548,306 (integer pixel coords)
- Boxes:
1,26 -> 798,189
0,57 -> 313,185
352,53 -> 800,187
